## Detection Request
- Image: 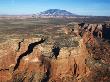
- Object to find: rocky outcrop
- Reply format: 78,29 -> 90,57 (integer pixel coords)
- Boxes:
0,34 -> 89,82
0,24 -> 110,82
49,38 -> 90,82
67,23 -> 110,40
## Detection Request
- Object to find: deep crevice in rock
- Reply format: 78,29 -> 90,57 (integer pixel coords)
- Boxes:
0,68 -> 9,71
41,64 -> 51,82
39,55 -> 51,82
17,39 -> 24,51
74,63 -> 77,76
14,39 -> 46,71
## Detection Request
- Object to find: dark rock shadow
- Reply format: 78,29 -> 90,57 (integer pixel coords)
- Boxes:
51,46 -> 60,59
102,24 -> 110,40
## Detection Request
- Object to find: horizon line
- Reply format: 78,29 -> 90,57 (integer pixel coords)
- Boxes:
0,9 -> 110,17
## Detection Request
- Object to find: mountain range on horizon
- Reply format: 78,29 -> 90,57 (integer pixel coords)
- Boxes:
0,9 -> 77,16
38,9 -> 77,17
0,9 -> 109,17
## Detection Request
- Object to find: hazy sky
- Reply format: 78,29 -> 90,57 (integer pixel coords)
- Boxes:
0,0 -> 110,16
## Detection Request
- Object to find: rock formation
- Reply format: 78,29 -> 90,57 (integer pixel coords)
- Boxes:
0,23 -> 110,82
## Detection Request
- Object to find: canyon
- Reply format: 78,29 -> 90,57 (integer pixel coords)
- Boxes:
0,22 -> 110,82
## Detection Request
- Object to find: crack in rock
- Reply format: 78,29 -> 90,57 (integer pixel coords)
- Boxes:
14,38 -> 46,71
16,39 -> 24,51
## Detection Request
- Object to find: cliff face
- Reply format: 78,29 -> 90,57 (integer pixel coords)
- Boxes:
0,24 -> 110,82
50,38 -> 90,82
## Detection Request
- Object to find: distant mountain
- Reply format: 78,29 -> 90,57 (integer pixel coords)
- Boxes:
38,9 -> 77,17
